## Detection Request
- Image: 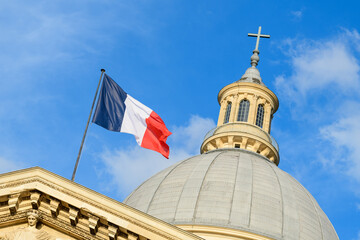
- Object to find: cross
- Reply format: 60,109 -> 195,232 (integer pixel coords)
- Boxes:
248,26 -> 270,51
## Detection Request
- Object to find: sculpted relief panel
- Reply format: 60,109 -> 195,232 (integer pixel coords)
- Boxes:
0,210 -> 72,240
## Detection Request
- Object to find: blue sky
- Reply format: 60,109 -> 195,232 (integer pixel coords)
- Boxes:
1,0 -> 359,239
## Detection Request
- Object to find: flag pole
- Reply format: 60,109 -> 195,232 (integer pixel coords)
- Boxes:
71,69 -> 105,181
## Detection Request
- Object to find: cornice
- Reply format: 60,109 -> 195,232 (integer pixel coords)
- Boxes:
177,224 -> 275,240
0,167 -> 203,240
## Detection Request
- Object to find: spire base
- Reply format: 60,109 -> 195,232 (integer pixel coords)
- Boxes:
250,50 -> 260,67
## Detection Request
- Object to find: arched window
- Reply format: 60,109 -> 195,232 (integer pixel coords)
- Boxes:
256,104 -> 264,128
223,102 -> 232,123
237,99 -> 250,122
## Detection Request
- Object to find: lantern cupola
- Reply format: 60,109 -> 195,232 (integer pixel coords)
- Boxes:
200,27 -> 280,164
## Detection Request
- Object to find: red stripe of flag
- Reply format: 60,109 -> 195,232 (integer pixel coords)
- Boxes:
141,111 -> 172,158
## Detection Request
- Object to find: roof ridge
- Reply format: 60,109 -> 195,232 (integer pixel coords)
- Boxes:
172,153 -> 210,222
228,151 -> 242,225
296,179 -> 325,240
192,151 -> 223,222
265,160 -> 285,237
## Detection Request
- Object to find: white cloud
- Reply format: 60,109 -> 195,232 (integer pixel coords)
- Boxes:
170,115 -> 216,153
320,112 -> 360,182
291,10 -> 303,21
0,3 -> 82,72
275,30 -> 360,100
275,29 -> 360,188
0,1 -> 156,85
343,29 -> 360,53
100,115 -> 216,195
101,147 -> 174,195
0,1 -> 159,122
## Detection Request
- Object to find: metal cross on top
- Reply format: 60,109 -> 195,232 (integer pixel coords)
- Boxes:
248,26 -> 270,51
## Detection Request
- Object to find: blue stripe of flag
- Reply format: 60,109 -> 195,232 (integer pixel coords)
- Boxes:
92,74 -> 128,132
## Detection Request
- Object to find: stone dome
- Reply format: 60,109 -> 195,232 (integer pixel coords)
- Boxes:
124,149 -> 338,240
237,66 -> 265,86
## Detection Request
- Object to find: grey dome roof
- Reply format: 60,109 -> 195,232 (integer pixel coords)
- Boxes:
237,66 -> 266,86
124,149 -> 338,240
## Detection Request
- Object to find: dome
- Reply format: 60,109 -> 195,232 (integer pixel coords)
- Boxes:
124,149 -> 338,240
237,66 -> 265,86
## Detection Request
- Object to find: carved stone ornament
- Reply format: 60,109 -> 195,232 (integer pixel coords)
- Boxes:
0,210 -> 68,240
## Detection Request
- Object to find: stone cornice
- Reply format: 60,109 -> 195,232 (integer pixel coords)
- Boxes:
200,123 -> 280,165
0,167 -> 203,240
177,224 -> 275,240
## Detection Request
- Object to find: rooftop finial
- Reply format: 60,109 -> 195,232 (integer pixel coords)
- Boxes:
248,26 -> 270,67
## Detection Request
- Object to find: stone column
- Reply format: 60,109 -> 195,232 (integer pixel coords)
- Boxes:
248,95 -> 258,125
229,94 -> 239,122
215,138 -> 223,149
263,103 -> 272,133
217,99 -> 226,126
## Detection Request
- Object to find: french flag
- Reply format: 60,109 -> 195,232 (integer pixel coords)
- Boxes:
92,74 -> 172,158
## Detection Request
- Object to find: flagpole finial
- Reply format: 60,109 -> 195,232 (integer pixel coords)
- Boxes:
101,69 -> 106,72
